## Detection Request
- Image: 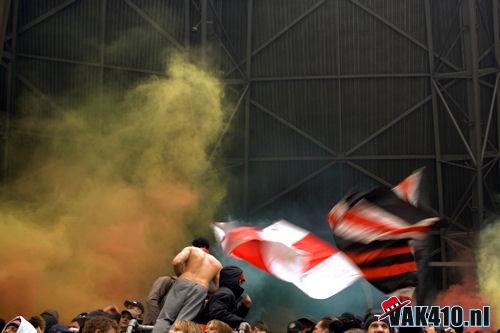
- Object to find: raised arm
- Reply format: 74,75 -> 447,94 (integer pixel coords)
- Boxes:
172,247 -> 191,276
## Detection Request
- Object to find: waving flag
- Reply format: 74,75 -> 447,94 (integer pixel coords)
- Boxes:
213,220 -> 362,299
392,168 -> 424,206
327,169 -> 439,296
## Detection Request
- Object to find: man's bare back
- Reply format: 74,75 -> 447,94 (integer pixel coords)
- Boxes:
172,246 -> 222,289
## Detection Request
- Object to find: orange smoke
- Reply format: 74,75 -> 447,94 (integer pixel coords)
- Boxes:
0,55 -> 226,322
434,277 -> 495,330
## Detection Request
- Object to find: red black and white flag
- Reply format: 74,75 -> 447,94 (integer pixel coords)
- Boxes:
213,220 -> 362,299
327,169 -> 439,297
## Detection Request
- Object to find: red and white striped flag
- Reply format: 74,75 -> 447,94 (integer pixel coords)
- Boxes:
213,220 -> 362,299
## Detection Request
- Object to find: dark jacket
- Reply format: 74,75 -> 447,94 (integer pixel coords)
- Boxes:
196,266 -> 249,328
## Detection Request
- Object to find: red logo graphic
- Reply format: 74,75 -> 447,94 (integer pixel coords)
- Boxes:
379,296 -> 412,319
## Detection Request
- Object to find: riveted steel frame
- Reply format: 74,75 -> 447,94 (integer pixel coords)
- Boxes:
209,0 -> 500,288
2,0 -> 500,288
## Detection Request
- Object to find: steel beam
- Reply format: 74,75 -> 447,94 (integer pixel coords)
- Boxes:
99,0 -> 106,129
250,98 -> 338,156
434,0 -> 464,73
201,0 -> 207,59
210,84 -> 249,160
225,153 -> 493,162
208,0 -> 246,79
425,0 -> 444,216
450,159 -> 496,228
463,0 -> 484,229
0,0 -> 11,60
425,0 -> 448,290
243,0 -> 253,217
249,161 -> 336,216
224,0 -> 327,78
441,160 -> 476,170
435,33 -> 462,74
4,0 -> 77,42
481,74 -> 500,160
335,0 -> 343,166
124,0 -> 182,50
184,0 -> 190,47
251,73 -> 430,81
479,46 -> 492,62
16,74 -> 63,111
433,79 -> 477,165
348,0 -> 460,72
346,80 -> 458,157
345,161 -> 393,187
16,52 -> 245,85
3,0 -> 18,179
493,0 -> 500,181
213,31 -> 247,79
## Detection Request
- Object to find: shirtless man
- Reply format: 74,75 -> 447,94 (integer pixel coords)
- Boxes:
152,237 -> 222,333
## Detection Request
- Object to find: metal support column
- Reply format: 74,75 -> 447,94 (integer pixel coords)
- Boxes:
200,0 -> 207,60
3,0 -> 18,180
184,0 -> 190,48
335,0 -> 343,193
493,0 -> 500,181
99,0 -> 106,131
0,0 -> 11,60
467,0 -> 484,230
425,0 -> 447,290
243,0 -> 253,217
463,0 -> 484,229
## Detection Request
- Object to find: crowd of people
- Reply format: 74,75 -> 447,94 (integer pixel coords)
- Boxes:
1,237 -> 497,333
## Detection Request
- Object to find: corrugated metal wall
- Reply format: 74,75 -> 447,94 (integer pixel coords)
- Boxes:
2,0 -> 499,289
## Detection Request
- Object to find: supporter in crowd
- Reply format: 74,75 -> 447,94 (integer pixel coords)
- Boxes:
339,313 -> 362,331
251,321 -> 268,333
69,313 -> 88,333
297,318 -> 315,333
2,316 -> 37,333
118,310 -> 139,333
122,302 -> 144,324
152,237 -> 222,333
82,317 -> 118,333
313,317 -> 334,333
169,320 -> 201,333
196,265 -> 251,328
28,316 -> 45,333
205,320 -> 232,333
328,317 -> 345,333
48,324 -> 73,333
363,315 -> 391,333
40,310 -> 59,333
67,317 -> 80,333
287,320 -> 308,333
144,276 -> 177,325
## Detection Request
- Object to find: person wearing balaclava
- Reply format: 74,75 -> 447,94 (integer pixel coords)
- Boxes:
2,316 -> 37,333
196,265 -> 252,329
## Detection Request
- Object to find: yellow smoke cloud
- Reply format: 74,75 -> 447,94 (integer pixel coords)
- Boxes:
478,220 -> 500,324
0,54 -> 226,321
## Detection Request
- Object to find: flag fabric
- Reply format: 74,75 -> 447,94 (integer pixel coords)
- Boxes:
392,168 -> 424,206
213,220 -> 362,299
327,169 -> 439,296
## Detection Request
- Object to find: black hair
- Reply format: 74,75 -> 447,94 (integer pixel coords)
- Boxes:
192,237 -> 210,249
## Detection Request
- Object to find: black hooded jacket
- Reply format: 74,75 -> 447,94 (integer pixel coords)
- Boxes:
197,265 -> 249,328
